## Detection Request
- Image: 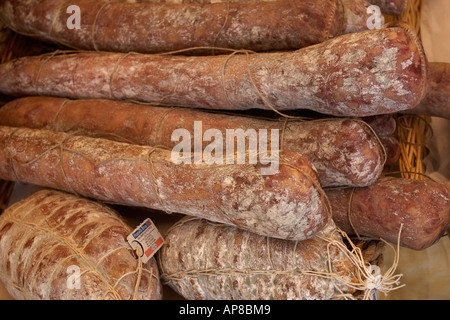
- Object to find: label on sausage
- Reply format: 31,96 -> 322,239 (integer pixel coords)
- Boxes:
127,218 -> 164,264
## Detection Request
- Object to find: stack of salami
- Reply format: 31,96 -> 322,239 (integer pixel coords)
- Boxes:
0,0 -> 448,300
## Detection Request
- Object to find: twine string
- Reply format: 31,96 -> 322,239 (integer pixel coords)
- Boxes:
147,148 -> 172,214
346,187 -> 361,239
211,0 -> 232,54
34,50 -> 62,96
104,246 -> 156,300
109,52 -> 137,100
132,246 -> 144,300
91,2 -> 111,52
220,49 -> 311,119
319,224 -> 404,300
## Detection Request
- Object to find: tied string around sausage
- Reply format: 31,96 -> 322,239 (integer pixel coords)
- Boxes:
105,245 -> 155,300
2,126 -> 171,214
96,244 -> 156,300
159,217 -> 404,300
3,127 -> 84,198
310,224 -> 404,300
218,48 -> 305,120
1,197 -> 155,300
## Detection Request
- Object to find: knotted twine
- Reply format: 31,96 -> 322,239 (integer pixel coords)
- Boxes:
160,217 -> 404,300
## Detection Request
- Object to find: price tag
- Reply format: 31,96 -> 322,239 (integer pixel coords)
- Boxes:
127,218 -> 164,264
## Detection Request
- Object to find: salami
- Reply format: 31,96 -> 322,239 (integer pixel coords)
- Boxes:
0,0 -> 347,53
0,125 -> 329,241
0,189 -> 162,300
159,217 -> 402,300
327,176 -> 450,250
0,22 -> 428,117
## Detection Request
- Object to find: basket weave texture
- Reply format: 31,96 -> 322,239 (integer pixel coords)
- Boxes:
387,0 -> 432,181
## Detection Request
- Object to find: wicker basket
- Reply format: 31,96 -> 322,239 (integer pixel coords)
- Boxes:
0,0 -> 428,300
386,0 -> 432,180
